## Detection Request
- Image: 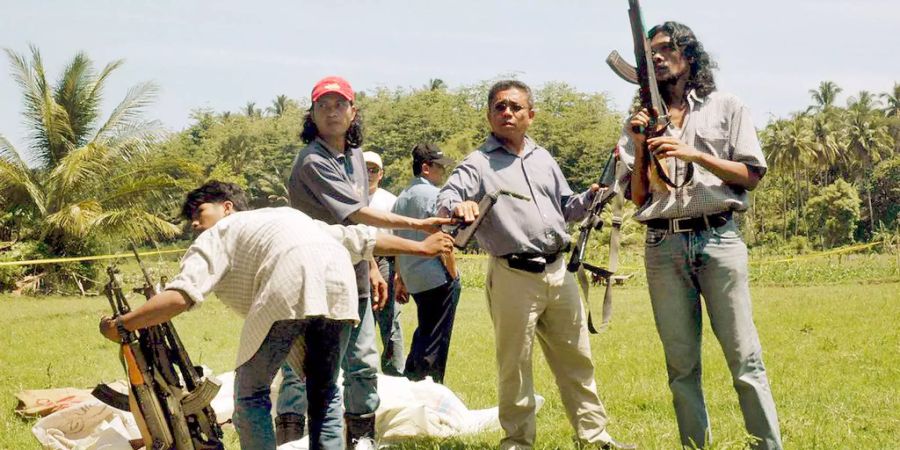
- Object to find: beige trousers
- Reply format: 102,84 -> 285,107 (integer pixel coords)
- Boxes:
486,255 -> 609,450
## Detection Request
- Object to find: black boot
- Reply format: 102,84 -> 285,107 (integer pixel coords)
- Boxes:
275,413 -> 306,446
344,413 -> 376,449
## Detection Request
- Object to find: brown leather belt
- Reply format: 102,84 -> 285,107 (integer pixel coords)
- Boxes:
645,211 -> 732,233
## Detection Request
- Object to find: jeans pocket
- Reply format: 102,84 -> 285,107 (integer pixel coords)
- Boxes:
712,222 -> 742,240
645,228 -> 668,247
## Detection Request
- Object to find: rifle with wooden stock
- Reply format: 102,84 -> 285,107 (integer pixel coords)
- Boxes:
606,0 -> 693,191
92,246 -> 224,450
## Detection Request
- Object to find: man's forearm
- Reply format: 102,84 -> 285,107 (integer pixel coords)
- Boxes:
119,290 -> 191,332
373,233 -> 427,256
696,154 -> 761,190
631,149 -> 650,206
349,206 -> 423,230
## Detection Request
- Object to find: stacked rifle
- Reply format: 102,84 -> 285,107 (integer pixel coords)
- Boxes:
92,246 -> 223,450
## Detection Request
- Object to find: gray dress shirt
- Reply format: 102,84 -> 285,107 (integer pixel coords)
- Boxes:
436,134 -> 594,257
392,177 -> 452,294
289,137 -> 371,298
617,90 -> 768,221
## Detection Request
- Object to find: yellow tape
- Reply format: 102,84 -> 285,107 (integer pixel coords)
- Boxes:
749,241 -> 880,265
0,248 -> 186,267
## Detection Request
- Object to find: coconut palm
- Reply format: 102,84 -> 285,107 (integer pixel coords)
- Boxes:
844,105 -> 894,232
761,116 -> 816,235
0,45 -> 195,259
266,94 -> 295,117
880,82 -> 900,118
807,81 -> 843,114
243,101 -> 260,118
427,78 -> 447,91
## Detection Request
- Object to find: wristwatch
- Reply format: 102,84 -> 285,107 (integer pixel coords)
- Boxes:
114,316 -> 130,341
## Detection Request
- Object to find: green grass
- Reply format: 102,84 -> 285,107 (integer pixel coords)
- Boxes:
1,270 -> 898,448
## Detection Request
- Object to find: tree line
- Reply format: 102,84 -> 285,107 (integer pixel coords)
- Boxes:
0,47 -> 897,292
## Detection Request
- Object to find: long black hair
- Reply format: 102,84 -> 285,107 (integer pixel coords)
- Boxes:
648,21 -> 718,98
300,107 -> 364,148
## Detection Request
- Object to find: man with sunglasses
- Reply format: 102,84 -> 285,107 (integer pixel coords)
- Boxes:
436,80 -> 633,450
363,151 -> 406,377
618,22 -> 781,449
391,143 -> 461,384
288,76 -> 448,449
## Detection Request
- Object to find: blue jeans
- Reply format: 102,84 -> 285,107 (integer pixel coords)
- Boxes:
276,363 -> 308,416
343,296 -> 381,417
644,219 -> 782,450
276,297 -> 381,420
233,318 -> 350,450
374,256 -> 405,376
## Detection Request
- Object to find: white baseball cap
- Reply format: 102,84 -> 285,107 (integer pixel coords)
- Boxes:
363,151 -> 383,169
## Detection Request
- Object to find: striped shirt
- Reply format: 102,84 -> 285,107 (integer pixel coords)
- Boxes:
165,207 -> 375,368
617,90 -> 767,221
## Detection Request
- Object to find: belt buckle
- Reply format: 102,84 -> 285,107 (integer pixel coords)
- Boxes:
671,217 -> 692,233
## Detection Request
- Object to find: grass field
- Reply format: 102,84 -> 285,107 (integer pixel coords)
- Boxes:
1,257 -> 898,449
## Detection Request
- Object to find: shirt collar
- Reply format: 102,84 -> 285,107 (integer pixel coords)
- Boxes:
686,89 -> 706,109
482,134 -> 536,157
314,136 -> 348,158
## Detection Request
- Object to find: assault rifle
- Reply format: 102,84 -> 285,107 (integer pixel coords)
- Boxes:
566,151 -> 626,333
606,0 -> 693,191
92,245 -> 223,450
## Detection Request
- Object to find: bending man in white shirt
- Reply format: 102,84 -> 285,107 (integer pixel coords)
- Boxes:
98,181 -> 454,450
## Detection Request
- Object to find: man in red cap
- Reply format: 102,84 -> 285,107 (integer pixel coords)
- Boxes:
286,76 -> 446,449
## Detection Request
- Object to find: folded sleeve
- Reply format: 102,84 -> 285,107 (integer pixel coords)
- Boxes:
164,228 -> 232,310
315,221 -> 376,265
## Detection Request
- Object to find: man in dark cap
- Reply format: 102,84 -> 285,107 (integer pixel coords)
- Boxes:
391,143 -> 461,383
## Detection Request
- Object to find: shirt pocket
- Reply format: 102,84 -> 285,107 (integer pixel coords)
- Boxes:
695,126 -> 730,159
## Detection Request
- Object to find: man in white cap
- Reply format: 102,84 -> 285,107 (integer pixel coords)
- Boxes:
363,150 -> 405,377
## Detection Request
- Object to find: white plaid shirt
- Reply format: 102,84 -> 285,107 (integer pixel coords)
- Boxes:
617,90 -> 767,221
165,207 -> 375,368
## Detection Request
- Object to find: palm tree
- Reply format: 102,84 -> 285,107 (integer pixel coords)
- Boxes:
761,116 -> 816,236
880,82 -> 900,118
243,101 -> 261,118
266,94 -> 295,117
844,105 -> 894,232
0,45 -> 193,261
808,111 -> 844,185
807,81 -> 843,114
427,78 -> 447,91
847,90 -> 880,113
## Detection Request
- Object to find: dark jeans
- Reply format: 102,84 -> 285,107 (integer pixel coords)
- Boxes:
233,318 -> 350,450
404,278 -> 461,383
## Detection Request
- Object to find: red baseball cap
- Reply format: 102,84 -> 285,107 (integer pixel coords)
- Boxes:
311,76 -> 355,103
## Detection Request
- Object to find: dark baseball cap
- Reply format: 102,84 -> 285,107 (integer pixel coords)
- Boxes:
412,143 -> 454,167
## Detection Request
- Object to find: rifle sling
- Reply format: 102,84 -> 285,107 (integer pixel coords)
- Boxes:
652,153 -> 694,188
576,190 -> 624,334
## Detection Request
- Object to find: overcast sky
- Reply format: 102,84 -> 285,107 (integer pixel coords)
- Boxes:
2,0 -> 898,162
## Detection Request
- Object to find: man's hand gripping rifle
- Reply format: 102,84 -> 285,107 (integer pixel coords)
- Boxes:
92,245 -> 224,450
606,0 -> 693,192
443,190 -> 532,249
